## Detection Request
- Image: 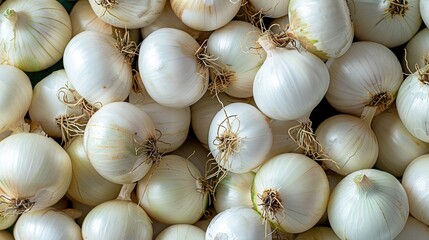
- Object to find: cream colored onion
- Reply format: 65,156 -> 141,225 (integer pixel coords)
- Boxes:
66,136 -> 122,206
396,65 -> 429,142
295,227 -> 340,240
288,0 -> 353,60
422,0 -> 429,27
248,0 -> 289,18
0,0 -> 72,72
402,154 -> 429,225
138,28 -> 208,108
208,102 -> 273,173
83,102 -> 159,184
252,153 -> 329,233
213,172 -> 255,213
13,208 -> 82,240
28,69 -> 83,139
348,0 -> 422,48
137,155 -> 209,225
63,30 -> 134,108
316,110 -> 379,176
394,216 -> 429,240
206,20 -> 266,98
70,0 -> 140,41
328,169 -> 409,240
89,0 -> 166,29
82,197 -> 153,239
372,107 -> 429,177
129,85 -> 191,154
0,133 -> 72,214
0,231 -> 13,240
206,207 -> 271,240
191,92 -> 255,149
326,41 -> 403,117
170,0 -> 241,31
141,0 -> 211,43
0,65 -> 32,135
253,34 -> 329,121
156,224 -> 205,240
402,28 -> 429,74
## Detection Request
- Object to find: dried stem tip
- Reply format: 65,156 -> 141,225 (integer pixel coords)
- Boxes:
0,195 -> 35,216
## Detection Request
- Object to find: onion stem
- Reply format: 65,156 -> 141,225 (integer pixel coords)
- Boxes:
361,106 -> 378,126
60,208 -> 83,220
117,183 -> 136,201
353,174 -> 373,192
0,195 -> 34,216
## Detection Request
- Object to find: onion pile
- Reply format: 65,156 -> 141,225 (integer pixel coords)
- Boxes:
2,0 -> 429,239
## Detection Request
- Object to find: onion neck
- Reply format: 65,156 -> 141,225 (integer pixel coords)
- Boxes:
2,9 -> 17,40
257,33 -> 276,53
353,174 -> 373,193
361,106 -> 377,126
117,183 -> 136,201
60,208 -> 83,220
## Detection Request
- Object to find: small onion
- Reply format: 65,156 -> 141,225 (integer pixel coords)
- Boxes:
402,28 -> 429,74
394,216 -> 429,240
328,169 -> 409,240
248,0 -> 289,18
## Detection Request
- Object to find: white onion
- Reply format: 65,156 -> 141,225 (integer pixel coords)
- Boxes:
0,204 -> 18,230
28,69 -> 84,140
208,102 -> 273,173
348,0 -> 422,48
65,136 -> 122,206
213,172 -> 254,213
0,65 -> 32,135
63,30 -> 134,108
328,169 -> 409,240
402,154 -> 429,225
137,155 -> 209,224
0,0 -> 72,72
316,110 -> 379,176
252,153 -> 329,233
372,107 -> 429,177
89,0 -> 166,29
326,41 -> 403,117
84,102 -> 159,184
206,207 -> 271,240
13,208 -> 82,240
206,20 -> 266,98
191,92 -> 255,149
396,65 -> 429,142
402,28 -> 429,74
0,133 -> 72,215
394,216 -> 429,240
129,83 -> 191,154
422,0 -> 429,27
156,224 -> 205,240
170,0 -> 241,31
288,0 -> 353,60
138,28 -> 208,108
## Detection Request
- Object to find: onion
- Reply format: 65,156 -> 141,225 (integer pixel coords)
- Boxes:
422,0 -> 429,27
402,154 -> 429,225
13,208 -> 82,240
156,224 -> 205,240
137,155 -> 209,224
0,65 -> 32,135
0,0 -> 72,72
394,216 -> 429,240
288,0 -> 353,60
252,153 -> 329,233
0,133 -> 72,215
402,28 -> 429,74
326,41 -> 403,117
328,169 -> 409,240
0,204 -> 17,230
89,0 -> 166,29
247,0 -> 289,18
206,207 -> 271,240
83,102 -> 160,184
138,28 -> 209,108
348,0 -> 422,48
170,0 -> 241,31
